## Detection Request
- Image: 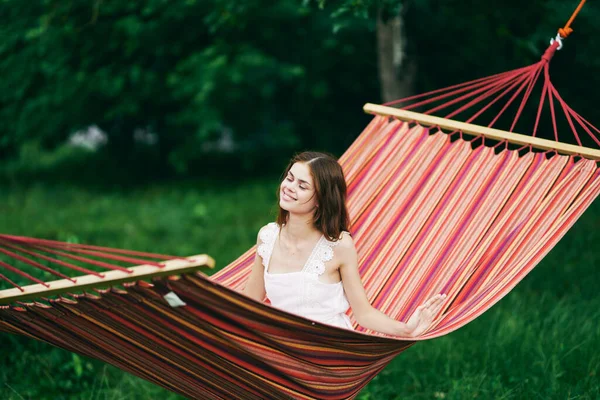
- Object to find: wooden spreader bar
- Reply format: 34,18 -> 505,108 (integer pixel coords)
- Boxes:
0,254 -> 214,304
364,103 -> 600,161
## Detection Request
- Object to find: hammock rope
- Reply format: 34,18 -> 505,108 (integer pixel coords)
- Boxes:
0,234 -> 191,291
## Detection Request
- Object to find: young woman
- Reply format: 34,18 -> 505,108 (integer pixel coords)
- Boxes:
243,151 -> 446,337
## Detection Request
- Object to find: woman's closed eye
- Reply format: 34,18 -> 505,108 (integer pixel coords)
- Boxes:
287,175 -> 306,189
286,172 -> 310,191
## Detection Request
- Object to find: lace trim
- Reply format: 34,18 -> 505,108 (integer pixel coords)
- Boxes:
257,223 -> 279,270
302,237 -> 339,277
303,236 -> 343,309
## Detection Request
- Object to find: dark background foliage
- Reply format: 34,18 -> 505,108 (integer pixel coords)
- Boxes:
1,0 -> 598,181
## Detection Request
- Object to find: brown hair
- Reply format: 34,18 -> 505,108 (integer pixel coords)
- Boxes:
276,151 -> 351,241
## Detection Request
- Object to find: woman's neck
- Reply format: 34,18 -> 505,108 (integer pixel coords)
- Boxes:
283,213 -> 320,243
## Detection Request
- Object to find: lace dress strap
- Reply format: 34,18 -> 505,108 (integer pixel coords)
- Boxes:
257,223 -> 279,271
302,236 -> 340,277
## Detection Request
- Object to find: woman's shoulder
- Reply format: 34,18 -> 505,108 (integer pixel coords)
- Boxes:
332,231 -> 356,252
259,222 -> 279,232
257,222 -> 279,243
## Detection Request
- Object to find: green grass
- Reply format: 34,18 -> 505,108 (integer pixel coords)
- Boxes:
0,180 -> 598,399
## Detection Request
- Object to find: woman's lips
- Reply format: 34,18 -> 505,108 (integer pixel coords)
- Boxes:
281,191 -> 295,201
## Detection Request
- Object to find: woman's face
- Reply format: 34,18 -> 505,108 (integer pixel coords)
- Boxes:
279,162 -> 318,215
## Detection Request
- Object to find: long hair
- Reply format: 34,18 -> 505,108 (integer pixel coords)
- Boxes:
276,151 -> 351,241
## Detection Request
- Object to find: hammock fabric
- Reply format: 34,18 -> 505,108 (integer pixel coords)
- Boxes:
1,40 -> 600,399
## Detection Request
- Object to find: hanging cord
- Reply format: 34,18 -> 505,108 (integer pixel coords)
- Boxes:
558,0 -> 587,38
551,0 -> 587,49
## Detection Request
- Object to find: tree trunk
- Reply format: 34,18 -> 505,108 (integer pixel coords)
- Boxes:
376,7 -> 416,103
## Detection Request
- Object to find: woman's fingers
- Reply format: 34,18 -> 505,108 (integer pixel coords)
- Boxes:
411,295 -> 449,336
429,304 -> 442,317
434,297 -> 446,311
431,298 -> 444,310
415,294 -> 449,320
423,296 -> 438,308
419,294 -> 448,318
423,296 -> 441,309
428,299 -> 445,314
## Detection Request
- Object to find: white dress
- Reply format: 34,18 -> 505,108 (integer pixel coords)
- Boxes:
257,223 -> 354,330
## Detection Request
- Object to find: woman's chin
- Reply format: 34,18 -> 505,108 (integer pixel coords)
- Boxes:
279,200 -> 291,210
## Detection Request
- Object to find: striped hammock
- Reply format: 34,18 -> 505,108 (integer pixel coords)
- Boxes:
1,39 -> 599,399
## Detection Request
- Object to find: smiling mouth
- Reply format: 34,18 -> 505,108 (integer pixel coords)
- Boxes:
282,191 -> 296,201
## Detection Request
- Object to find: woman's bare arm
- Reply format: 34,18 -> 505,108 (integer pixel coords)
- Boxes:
242,228 -> 267,302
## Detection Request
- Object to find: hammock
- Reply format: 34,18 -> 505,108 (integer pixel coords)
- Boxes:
1,21 -> 600,400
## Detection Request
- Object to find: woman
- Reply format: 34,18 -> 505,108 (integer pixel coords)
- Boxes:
243,151 -> 446,337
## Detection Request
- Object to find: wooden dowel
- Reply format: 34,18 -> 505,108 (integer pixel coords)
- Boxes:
364,103 -> 600,161
0,254 -> 214,304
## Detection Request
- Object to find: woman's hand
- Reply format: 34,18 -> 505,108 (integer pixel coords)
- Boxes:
405,294 -> 447,337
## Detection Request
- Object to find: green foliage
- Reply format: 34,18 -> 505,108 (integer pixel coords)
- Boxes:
2,0 -> 599,175
0,0 -> 378,174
